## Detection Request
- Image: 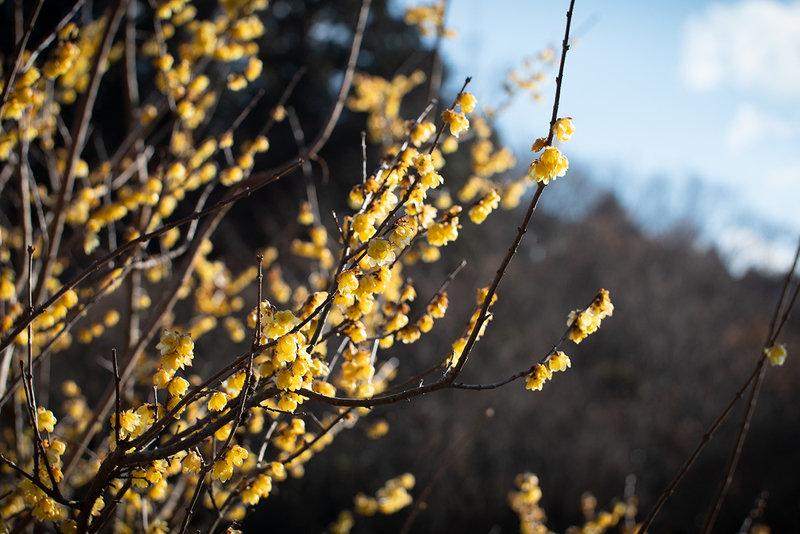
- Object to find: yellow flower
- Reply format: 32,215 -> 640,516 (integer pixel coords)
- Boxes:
345,321 -> 367,343
211,459 -> 233,482
530,137 -> 547,153
227,73 -> 247,91
765,343 -> 787,366
541,146 -> 568,177
410,121 -> 436,146
245,57 -> 263,81
168,377 -> 190,397
389,219 -> 415,248
208,392 -> 228,411
226,445 -> 248,466
458,92 -> 477,113
37,407 -> 57,432
527,158 -> 549,184
553,117 -> 575,142
367,238 -> 396,267
426,220 -> 459,247
525,364 -> 552,391
156,330 -> 179,355
120,409 -> 141,433
441,109 -> 469,138
182,451 -> 203,474
548,351 -> 571,372
590,288 -> 614,319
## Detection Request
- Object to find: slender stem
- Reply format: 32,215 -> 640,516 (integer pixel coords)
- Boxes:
640,238 -> 800,532
113,349 -> 121,445
0,0 -> 45,116
306,0 -> 371,157
700,237 -> 800,534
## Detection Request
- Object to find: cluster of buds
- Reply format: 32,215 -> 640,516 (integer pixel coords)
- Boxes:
441,91 -> 477,138
211,445 -> 249,483
508,472 -> 548,534
153,330 -> 195,391
354,473 -> 415,516
469,189 -> 501,224
525,351 -> 571,392
528,117 -> 575,185
567,288 -> 614,344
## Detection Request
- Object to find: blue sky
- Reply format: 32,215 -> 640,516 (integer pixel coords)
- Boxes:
391,0 -> 800,275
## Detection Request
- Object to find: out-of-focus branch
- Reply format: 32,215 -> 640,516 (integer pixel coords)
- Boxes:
36,0 -> 126,307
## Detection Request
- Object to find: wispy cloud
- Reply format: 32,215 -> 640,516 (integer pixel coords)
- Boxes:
681,1 -> 800,99
726,103 -> 792,149
717,226 -> 797,277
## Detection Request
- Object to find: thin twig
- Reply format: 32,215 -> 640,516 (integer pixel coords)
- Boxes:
306,0 -> 371,157
400,405 -> 494,534
700,237 -> 800,534
0,0 -> 45,117
21,0 -> 87,73
113,349 -> 121,445
640,239 -> 800,532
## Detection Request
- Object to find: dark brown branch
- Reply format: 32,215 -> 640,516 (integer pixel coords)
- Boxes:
699,237 -> 800,534
306,0 -> 371,157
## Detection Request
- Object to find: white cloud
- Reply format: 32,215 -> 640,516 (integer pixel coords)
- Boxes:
717,226 -> 797,276
726,103 -> 792,149
681,1 -> 800,99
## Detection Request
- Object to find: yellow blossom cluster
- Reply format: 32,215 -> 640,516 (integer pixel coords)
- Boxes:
153,330 -> 195,391
189,241 -> 255,335
427,207 -> 461,247
499,49 -> 556,107
329,510 -> 355,534
525,351 -> 571,392
471,138 -> 516,178
248,300 -> 333,411
292,224 -> 335,269
18,478 -> 65,522
354,473 -> 415,516
567,288 -> 614,344
468,189 -> 501,224
5,278 -> 79,355
528,117 -> 574,185
336,345 -> 376,398
347,71 -> 427,142
211,445 -> 249,483
508,473 -> 548,534
404,1 -> 455,38
365,418 -> 390,439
